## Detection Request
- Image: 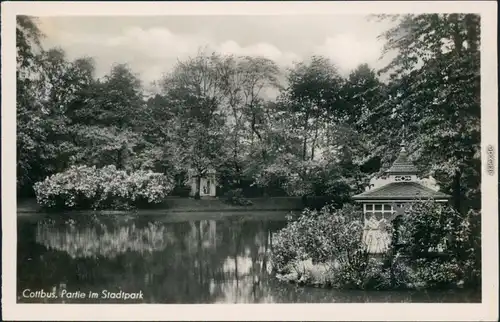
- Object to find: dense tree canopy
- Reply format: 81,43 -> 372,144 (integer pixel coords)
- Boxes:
374,14 -> 481,212
17,15 -> 481,214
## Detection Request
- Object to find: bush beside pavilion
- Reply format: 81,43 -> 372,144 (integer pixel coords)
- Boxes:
270,201 -> 480,290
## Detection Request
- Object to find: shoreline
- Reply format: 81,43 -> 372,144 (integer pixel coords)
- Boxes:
17,196 -> 309,215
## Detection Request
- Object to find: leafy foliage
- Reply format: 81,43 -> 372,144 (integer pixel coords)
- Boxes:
392,200 -> 481,288
18,15 -> 480,225
271,205 -> 406,290
272,200 -> 481,290
271,206 -> 367,275
374,14 -> 481,212
222,188 -> 253,206
412,258 -> 463,288
17,15 -> 481,294
17,17 -> 148,196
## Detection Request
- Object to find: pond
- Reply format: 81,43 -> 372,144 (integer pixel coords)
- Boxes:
17,211 -> 481,304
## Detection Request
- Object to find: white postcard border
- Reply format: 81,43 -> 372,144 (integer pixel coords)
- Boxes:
2,1 -> 498,321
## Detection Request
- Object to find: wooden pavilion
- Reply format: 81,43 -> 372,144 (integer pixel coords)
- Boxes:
352,141 -> 451,253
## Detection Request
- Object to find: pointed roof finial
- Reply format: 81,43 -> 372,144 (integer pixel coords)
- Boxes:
400,123 -> 406,152
386,122 -> 418,175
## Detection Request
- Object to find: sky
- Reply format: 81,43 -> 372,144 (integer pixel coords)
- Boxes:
37,15 -> 395,89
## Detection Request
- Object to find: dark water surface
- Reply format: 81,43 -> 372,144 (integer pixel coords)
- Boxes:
17,211 -> 481,303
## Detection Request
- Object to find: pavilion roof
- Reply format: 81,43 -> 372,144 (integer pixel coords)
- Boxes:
386,145 -> 419,175
352,181 -> 451,201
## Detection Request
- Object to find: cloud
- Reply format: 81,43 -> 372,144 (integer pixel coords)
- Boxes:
314,33 -> 384,75
216,40 -> 299,66
48,26 -> 301,86
39,19 -> 386,88
106,27 -> 204,59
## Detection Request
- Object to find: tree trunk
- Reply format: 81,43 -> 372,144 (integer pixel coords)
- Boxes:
234,163 -> 241,188
251,114 -> 256,148
122,143 -> 129,170
450,14 -> 464,55
195,175 -> 202,200
250,113 -> 267,162
302,110 -> 310,161
116,150 -> 122,170
311,123 -> 319,160
302,134 -> 308,161
464,14 -> 480,53
452,170 -> 462,213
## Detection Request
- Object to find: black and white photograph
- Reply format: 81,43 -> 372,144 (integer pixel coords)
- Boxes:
2,1 -> 498,321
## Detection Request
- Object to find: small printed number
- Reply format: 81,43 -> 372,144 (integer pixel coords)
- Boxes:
486,145 -> 495,176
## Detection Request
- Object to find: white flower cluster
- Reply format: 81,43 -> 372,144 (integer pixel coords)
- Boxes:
34,165 -> 174,210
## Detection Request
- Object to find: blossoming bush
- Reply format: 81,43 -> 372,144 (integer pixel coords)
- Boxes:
271,205 -> 390,289
271,200 -> 481,290
34,165 -> 174,210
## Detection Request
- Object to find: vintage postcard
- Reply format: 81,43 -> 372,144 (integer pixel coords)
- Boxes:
2,1 -> 498,321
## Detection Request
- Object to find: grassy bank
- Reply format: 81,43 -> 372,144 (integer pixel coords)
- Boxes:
17,196 -> 305,214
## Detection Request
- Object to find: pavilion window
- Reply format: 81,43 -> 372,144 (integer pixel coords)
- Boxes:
364,203 -> 395,221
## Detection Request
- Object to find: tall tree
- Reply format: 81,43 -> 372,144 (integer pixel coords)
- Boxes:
251,57 -> 380,199
339,64 -> 388,178
69,64 -> 146,170
216,55 -> 281,190
377,14 -> 481,212
159,52 -> 228,198
17,16 -> 45,195
278,56 -> 345,161
17,19 -> 94,194
16,16 -> 110,195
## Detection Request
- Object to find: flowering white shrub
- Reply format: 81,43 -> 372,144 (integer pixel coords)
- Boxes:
271,205 -> 379,289
34,165 -> 174,210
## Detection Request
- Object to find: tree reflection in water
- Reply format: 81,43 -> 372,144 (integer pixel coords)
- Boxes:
17,213 -> 480,303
